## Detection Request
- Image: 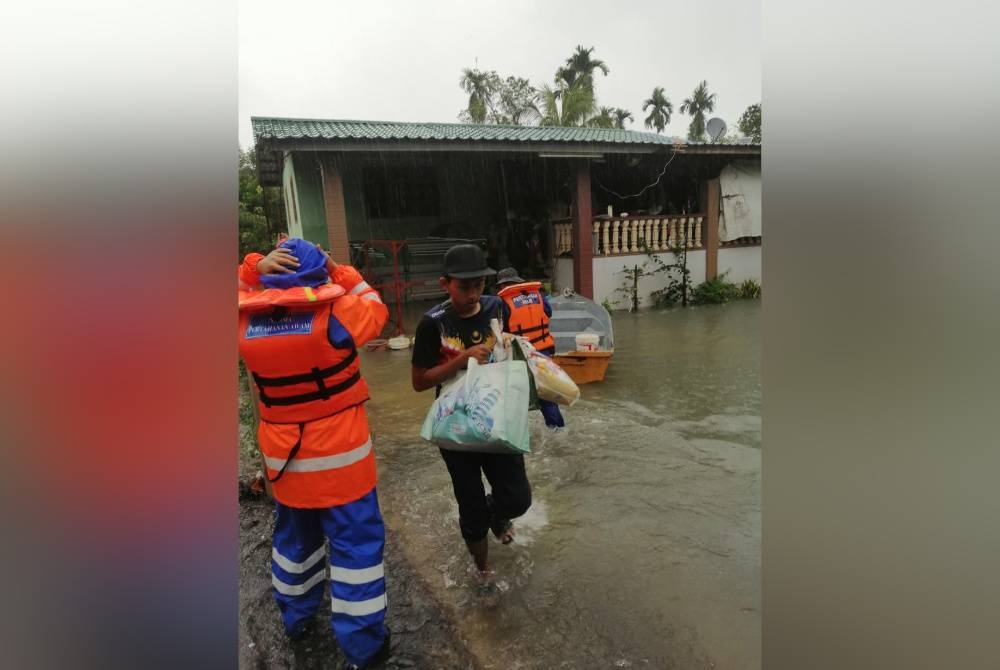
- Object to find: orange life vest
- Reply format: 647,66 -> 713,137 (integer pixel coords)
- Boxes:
498,281 -> 555,350
238,283 -> 376,508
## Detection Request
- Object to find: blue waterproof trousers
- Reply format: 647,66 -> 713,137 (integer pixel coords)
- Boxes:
538,346 -> 565,428
270,488 -> 387,666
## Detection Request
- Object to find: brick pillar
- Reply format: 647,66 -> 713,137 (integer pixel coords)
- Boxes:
572,160 -> 594,299
321,157 -> 351,264
704,177 -> 720,281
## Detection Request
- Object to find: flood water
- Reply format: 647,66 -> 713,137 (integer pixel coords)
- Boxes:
363,300 -> 760,670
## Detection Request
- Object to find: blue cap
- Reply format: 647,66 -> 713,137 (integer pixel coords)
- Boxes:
259,238 -> 330,289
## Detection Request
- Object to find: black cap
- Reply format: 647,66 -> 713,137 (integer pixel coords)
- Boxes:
442,244 -> 496,279
496,267 -> 524,286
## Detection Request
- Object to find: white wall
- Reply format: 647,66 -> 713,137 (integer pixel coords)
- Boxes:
554,246 -> 758,310
593,251 -> 707,310
717,246 -> 762,285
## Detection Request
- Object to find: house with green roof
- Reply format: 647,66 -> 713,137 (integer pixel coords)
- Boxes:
252,117 -> 761,308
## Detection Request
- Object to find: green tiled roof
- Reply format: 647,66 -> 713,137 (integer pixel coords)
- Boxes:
252,117 -> 684,147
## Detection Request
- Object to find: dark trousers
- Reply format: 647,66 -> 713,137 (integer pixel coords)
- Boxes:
538,398 -> 565,427
438,449 -> 532,542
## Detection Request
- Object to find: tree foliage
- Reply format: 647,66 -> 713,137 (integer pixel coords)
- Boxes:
458,47 -> 636,129
459,68 -> 498,123
680,80 -> 717,142
239,148 -> 286,260
491,76 -> 540,125
642,87 -> 673,133
557,45 -> 609,92
459,70 -> 540,125
612,108 -> 634,129
539,79 -> 596,127
587,106 -> 615,128
738,103 -> 761,143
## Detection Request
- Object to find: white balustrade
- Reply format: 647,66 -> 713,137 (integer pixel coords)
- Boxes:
554,223 -> 572,255
556,215 -> 707,257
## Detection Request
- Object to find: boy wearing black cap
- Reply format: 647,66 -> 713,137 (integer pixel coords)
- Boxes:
411,244 -> 532,581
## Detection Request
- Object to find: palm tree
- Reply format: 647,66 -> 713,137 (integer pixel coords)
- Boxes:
459,68 -> 497,123
642,87 -> 673,133
612,108 -> 634,129
539,80 -> 596,127
557,45 -> 609,92
587,106 -> 616,128
680,80 -> 717,141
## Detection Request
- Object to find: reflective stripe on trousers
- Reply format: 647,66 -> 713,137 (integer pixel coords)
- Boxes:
270,488 -> 387,666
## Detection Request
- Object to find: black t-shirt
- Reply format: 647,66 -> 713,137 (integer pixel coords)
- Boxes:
411,295 -> 504,371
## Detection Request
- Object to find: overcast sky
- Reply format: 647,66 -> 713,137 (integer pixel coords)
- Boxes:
239,0 -> 760,149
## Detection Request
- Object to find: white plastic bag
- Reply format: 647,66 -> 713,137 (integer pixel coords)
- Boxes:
419,358 -> 531,454
512,336 -> 580,406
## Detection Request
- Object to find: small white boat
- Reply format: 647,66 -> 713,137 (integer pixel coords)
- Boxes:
548,292 -> 614,384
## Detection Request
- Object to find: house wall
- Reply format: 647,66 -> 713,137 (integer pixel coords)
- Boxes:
290,154 -> 327,244
717,246 -> 762,285
593,251 -> 707,310
552,258 -> 574,294
282,153 -> 328,243
282,154 -> 302,238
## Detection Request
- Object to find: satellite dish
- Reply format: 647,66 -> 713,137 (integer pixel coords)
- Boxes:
706,117 -> 727,141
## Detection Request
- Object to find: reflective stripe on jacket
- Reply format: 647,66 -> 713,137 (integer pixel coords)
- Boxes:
238,265 -> 388,507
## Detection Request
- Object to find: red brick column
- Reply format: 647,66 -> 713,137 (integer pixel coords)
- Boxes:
321,157 -> 351,264
572,159 -> 594,299
704,177 -> 720,281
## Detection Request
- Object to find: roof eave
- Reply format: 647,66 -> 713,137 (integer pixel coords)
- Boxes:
254,137 -> 677,155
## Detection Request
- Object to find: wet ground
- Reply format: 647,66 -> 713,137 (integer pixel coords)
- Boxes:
239,300 -> 760,669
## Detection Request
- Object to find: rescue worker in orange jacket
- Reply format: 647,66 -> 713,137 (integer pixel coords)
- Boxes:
496,267 -> 565,429
238,238 -> 390,670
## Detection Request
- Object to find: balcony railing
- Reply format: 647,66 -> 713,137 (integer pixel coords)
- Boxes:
554,215 -> 706,256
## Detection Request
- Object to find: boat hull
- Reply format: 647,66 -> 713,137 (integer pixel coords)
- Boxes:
552,350 -> 613,384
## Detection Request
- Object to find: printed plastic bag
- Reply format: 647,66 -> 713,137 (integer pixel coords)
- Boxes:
419,358 -> 531,454
489,318 -> 539,409
512,336 -> 580,406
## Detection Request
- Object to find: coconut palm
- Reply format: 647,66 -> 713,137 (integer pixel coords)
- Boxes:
612,108 -> 634,129
556,45 -> 609,92
459,68 -> 497,123
680,80 -> 717,141
587,106 -> 616,128
539,80 -> 596,127
642,87 -> 673,133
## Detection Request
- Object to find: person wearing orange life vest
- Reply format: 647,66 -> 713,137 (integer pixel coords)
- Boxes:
238,238 -> 391,670
496,267 -> 565,429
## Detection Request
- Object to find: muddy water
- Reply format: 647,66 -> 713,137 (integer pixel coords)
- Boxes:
364,300 -> 760,670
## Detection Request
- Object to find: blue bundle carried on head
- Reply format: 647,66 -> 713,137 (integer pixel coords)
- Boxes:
259,238 -> 330,289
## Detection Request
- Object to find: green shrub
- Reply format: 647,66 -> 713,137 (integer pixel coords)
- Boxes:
738,279 -> 761,299
692,272 -> 740,304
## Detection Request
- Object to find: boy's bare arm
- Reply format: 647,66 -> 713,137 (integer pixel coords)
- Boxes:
411,344 -> 491,392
